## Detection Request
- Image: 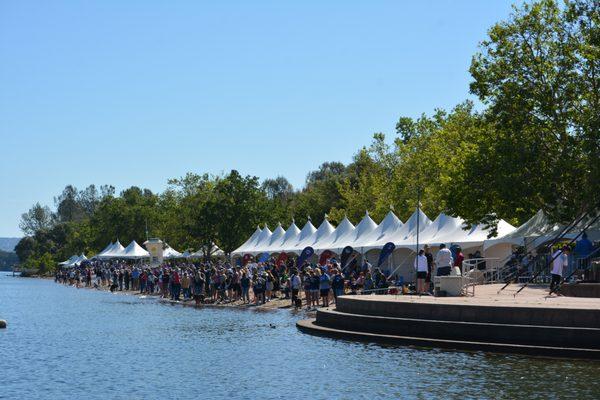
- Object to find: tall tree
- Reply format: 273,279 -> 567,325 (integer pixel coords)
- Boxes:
19,203 -> 54,235
467,0 -> 600,223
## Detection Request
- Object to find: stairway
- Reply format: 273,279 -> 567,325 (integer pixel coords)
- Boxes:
297,296 -> 600,359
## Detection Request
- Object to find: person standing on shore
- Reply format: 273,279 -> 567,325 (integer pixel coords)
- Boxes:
550,246 -> 570,295
424,244 -> 434,289
172,269 -> 181,300
331,269 -> 345,304
289,268 -> 301,307
414,249 -> 428,294
318,269 -> 331,307
435,244 -> 453,276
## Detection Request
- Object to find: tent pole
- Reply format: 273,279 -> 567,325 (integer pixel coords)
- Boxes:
415,187 -> 420,286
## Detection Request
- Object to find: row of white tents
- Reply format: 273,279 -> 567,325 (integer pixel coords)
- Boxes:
60,240 -> 225,267
94,240 -> 225,260
232,208 -> 517,259
58,253 -> 88,267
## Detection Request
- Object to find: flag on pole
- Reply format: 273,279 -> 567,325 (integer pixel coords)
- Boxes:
377,242 -> 395,268
296,246 -> 314,268
318,250 -> 332,266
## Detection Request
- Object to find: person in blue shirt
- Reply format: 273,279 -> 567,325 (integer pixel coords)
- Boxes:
331,269 -> 345,304
317,269 -> 331,307
574,232 -> 595,269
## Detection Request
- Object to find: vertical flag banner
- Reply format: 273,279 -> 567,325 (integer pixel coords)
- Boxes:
275,252 -> 288,267
341,246 -> 354,268
319,250 -> 332,266
242,254 -> 252,266
296,246 -> 314,268
258,252 -> 270,263
377,242 -> 396,268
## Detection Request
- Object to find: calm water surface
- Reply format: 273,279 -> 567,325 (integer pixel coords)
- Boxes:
1,273 -> 599,400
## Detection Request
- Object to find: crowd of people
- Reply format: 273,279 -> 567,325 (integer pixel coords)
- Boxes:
54,242 -> 481,306
55,254 -> 414,309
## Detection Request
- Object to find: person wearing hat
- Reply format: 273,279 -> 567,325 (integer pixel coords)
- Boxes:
550,245 -> 570,294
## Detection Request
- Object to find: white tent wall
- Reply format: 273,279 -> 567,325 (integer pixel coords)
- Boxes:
483,242 -> 514,262
362,248 -> 414,282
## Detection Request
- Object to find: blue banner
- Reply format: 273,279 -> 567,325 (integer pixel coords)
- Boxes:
258,252 -> 270,263
296,246 -> 314,268
341,246 -> 354,268
377,242 -> 395,268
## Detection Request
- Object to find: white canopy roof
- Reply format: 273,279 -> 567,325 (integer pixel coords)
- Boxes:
362,209 -> 431,251
259,223 -> 286,254
314,216 -> 355,254
120,240 -> 150,259
230,208 -> 518,257
100,240 -> 125,259
94,242 -> 114,259
59,254 -> 80,266
351,212 -> 378,245
353,211 -> 403,249
163,244 -> 183,259
290,217 -> 336,255
190,243 -> 225,258
231,226 -> 263,255
276,221 -> 301,252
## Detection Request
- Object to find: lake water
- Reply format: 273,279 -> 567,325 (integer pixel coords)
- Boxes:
1,273 -> 599,400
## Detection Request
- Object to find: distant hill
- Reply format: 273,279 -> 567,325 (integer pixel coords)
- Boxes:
0,237 -> 21,252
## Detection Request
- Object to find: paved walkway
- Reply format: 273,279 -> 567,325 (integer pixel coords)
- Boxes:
351,284 -> 600,310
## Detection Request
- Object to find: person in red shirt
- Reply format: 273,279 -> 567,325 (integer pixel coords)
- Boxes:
454,246 -> 465,273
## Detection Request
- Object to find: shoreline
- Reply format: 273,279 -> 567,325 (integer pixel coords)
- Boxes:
44,276 -> 319,315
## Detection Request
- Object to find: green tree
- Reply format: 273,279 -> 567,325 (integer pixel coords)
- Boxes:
19,203 -> 55,235
467,0 -> 600,224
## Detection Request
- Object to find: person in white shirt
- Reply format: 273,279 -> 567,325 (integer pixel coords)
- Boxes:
435,244 -> 454,276
414,249 -> 428,294
550,246 -> 570,294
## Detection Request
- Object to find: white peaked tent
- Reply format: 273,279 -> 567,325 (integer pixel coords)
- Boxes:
247,225 -> 272,255
232,226 -> 263,256
121,240 -> 150,259
276,221 -> 301,253
411,213 -> 464,249
59,254 -> 80,266
261,223 -> 286,254
190,243 -> 225,258
315,216 -> 355,254
362,209 -> 431,251
350,212 -> 378,247
291,217 -> 336,255
101,240 -> 126,259
163,244 -> 183,259
353,211 -> 403,250
95,242 -> 114,259
447,219 -> 516,249
483,210 -> 558,251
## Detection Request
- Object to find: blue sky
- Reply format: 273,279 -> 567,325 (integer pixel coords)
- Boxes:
0,0 -> 516,237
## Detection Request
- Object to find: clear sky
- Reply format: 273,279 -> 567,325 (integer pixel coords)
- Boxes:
0,0 -> 516,237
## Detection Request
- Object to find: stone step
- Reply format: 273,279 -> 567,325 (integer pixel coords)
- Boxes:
316,308 -> 600,349
297,319 -> 600,359
336,296 -> 600,328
